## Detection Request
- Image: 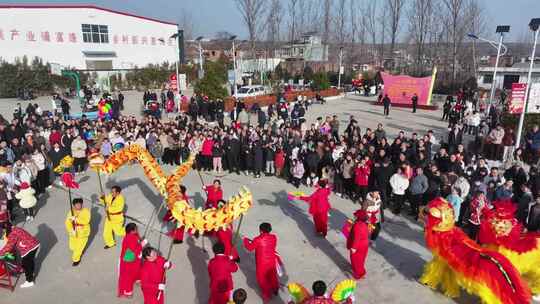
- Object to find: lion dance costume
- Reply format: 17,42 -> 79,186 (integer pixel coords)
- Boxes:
420,197 -> 531,304
478,200 -> 540,298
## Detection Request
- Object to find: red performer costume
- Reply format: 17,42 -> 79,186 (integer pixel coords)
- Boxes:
163,185 -> 189,243
347,210 -> 369,280
204,181 -> 223,210
243,223 -> 280,302
215,224 -> 239,262
140,248 -> 172,304
118,223 -> 144,298
208,243 -> 239,304
299,181 -> 332,237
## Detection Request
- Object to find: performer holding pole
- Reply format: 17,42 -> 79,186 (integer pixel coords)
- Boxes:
118,223 -> 147,298
0,222 -> 39,288
140,246 -> 172,304
346,210 -> 370,280
203,179 -> 223,210
294,180 -> 332,238
215,201 -> 239,262
65,198 -> 91,266
243,222 -> 282,302
208,242 -> 238,304
163,185 -> 187,244
101,185 -> 125,249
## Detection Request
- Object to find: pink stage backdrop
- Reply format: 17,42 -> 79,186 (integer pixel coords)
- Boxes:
381,71 -> 435,106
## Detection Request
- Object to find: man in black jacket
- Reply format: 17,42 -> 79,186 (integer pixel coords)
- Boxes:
382,94 -> 391,116
225,133 -> 241,174
372,158 -> 393,211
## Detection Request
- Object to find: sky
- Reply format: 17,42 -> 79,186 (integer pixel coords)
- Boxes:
3,0 -> 540,42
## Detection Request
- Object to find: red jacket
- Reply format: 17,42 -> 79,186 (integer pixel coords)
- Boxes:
208,254 -> 238,293
49,131 -> 62,146
215,225 -> 238,260
347,220 -> 369,251
243,232 -> 278,268
205,185 -> 223,209
300,187 -> 332,215
201,139 -> 214,156
274,151 -> 285,169
354,165 -> 370,186
120,233 -> 142,263
141,256 -> 170,290
0,227 -> 39,258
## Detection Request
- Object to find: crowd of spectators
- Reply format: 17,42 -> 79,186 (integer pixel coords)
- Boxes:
1,89 -> 540,243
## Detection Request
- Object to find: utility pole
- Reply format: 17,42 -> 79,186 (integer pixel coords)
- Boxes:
338,47 -> 344,89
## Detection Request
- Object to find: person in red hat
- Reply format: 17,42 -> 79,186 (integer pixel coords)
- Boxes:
0,222 -> 39,288
208,242 -> 238,304
297,180 -> 332,237
117,223 -> 147,298
140,246 -> 172,304
204,180 -> 223,210
347,209 -> 370,280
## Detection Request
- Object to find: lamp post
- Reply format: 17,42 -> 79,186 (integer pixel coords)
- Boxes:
196,36 -> 204,79
170,32 -> 181,93
516,19 -> 540,149
338,47 -> 344,89
467,25 -> 510,117
229,35 -> 238,97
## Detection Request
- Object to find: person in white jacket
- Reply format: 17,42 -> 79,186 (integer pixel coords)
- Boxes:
390,167 -> 410,215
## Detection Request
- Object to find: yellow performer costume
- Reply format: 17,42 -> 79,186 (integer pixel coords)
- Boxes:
100,191 -> 125,248
65,207 -> 91,263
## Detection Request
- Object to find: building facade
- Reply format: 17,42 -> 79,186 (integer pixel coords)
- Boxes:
0,4 -> 179,71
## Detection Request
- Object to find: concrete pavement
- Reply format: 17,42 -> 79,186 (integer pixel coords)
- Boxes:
0,94 -> 467,304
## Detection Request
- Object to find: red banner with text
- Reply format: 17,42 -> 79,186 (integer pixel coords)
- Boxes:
509,83 -> 527,114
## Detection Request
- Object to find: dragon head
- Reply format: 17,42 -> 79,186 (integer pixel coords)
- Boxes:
425,197 -> 455,232
479,200 -> 520,245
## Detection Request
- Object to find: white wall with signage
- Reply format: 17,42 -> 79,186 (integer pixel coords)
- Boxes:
0,5 -> 178,70
528,83 -> 540,113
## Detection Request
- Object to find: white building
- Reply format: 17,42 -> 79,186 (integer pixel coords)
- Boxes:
477,61 -> 540,91
0,4 -> 179,70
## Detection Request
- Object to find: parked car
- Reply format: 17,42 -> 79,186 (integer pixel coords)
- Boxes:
234,85 -> 267,98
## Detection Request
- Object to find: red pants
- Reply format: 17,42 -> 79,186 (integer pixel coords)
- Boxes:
168,226 -> 184,241
209,290 -> 230,304
142,286 -> 163,304
256,265 -> 279,302
118,261 -> 140,297
313,212 -> 328,236
350,245 -> 368,279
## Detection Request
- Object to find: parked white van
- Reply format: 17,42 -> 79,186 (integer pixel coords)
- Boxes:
234,85 -> 267,98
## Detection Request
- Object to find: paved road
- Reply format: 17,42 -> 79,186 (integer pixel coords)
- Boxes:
0,94 -> 468,304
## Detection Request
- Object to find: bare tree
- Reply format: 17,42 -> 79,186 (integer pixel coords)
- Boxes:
235,0 -> 266,57
335,0 -> 348,45
362,1 -> 378,60
215,31 -> 235,40
464,0 -> 487,75
322,0 -> 332,61
408,0 -> 434,74
386,0 -> 405,65
266,0 -> 283,43
378,6 -> 388,65
288,0 -> 299,43
178,8 -> 195,40
441,0 -> 465,81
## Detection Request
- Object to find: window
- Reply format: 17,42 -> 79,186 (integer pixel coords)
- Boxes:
82,24 -> 109,43
483,74 -> 493,84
